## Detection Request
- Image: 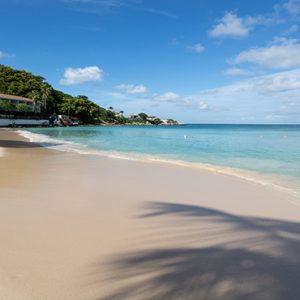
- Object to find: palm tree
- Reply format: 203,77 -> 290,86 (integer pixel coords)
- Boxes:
41,84 -> 52,112
28,90 -> 40,113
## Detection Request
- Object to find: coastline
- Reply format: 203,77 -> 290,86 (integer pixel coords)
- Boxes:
18,128 -> 300,199
1,128 -> 300,299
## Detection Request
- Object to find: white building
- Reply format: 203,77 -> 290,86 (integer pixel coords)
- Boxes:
0,93 -> 41,113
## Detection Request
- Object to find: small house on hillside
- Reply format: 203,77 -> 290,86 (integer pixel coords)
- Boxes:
0,93 -> 41,113
129,114 -> 140,119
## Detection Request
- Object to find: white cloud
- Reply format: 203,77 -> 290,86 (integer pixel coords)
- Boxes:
209,12 -> 252,38
283,0 -> 300,15
224,68 -> 253,76
252,69 -> 300,93
243,15 -> 271,27
187,43 -> 205,53
151,93 -> 210,111
201,69 -> 300,96
152,92 -> 180,102
0,50 -> 15,59
283,24 -> 298,35
208,6 -> 289,40
105,70 -> 300,123
115,84 -> 147,94
60,66 -> 103,85
198,101 -> 209,110
231,38 -> 300,69
189,69 -> 300,123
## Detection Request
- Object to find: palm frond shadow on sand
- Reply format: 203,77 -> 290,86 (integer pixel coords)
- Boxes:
98,201 -> 300,300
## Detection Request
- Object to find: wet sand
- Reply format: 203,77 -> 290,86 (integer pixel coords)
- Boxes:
1,128 -> 300,300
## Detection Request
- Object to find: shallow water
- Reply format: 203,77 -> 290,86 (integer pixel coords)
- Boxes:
22,124 -> 300,196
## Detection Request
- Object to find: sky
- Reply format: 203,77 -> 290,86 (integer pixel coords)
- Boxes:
1,0 -> 300,123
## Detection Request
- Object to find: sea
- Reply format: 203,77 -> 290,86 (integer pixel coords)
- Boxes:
20,124 -> 300,198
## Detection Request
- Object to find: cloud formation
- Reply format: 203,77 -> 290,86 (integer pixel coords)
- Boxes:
152,92 -> 180,102
0,50 -> 15,59
187,43 -> 205,53
283,0 -> 300,15
192,69 -> 300,123
115,84 -> 147,94
107,70 -> 300,122
224,68 -> 253,76
231,38 -> 300,69
252,69 -> 300,93
205,69 -> 300,96
283,24 -> 298,35
209,12 -> 252,38
198,101 -> 210,110
208,2 -> 299,40
60,66 -> 103,85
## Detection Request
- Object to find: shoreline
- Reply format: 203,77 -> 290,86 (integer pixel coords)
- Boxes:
2,128 -> 300,221
1,128 -> 300,299
18,128 -> 300,200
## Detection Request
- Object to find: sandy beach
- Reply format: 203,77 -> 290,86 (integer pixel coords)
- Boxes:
1,128 -> 300,300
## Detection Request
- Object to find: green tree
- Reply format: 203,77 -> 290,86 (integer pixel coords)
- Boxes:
28,90 -> 40,113
151,118 -> 162,125
0,64 -> 177,125
16,103 -> 30,112
138,112 -> 148,120
41,83 -> 52,111
0,100 -> 15,111
0,65 -> 46,97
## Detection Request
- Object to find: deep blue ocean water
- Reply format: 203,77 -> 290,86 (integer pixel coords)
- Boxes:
22,124 -> 300,195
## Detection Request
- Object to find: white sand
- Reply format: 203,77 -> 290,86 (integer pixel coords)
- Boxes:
0,129 -> 300,300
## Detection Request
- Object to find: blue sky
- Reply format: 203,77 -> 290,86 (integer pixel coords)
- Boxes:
1,0 -> 300,123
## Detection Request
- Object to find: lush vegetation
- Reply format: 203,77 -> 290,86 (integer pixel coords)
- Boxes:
0,65 -> 178,125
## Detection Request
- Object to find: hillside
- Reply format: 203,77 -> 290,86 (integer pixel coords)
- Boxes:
0,65 -> 177,125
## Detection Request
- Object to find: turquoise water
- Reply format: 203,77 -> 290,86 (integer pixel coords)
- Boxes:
23,125 -> 300,194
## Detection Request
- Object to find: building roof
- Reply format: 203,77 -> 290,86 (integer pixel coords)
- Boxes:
0,93 -> 34,102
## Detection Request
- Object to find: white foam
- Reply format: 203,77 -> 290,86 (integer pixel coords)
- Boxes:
18,130 -> 88,153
